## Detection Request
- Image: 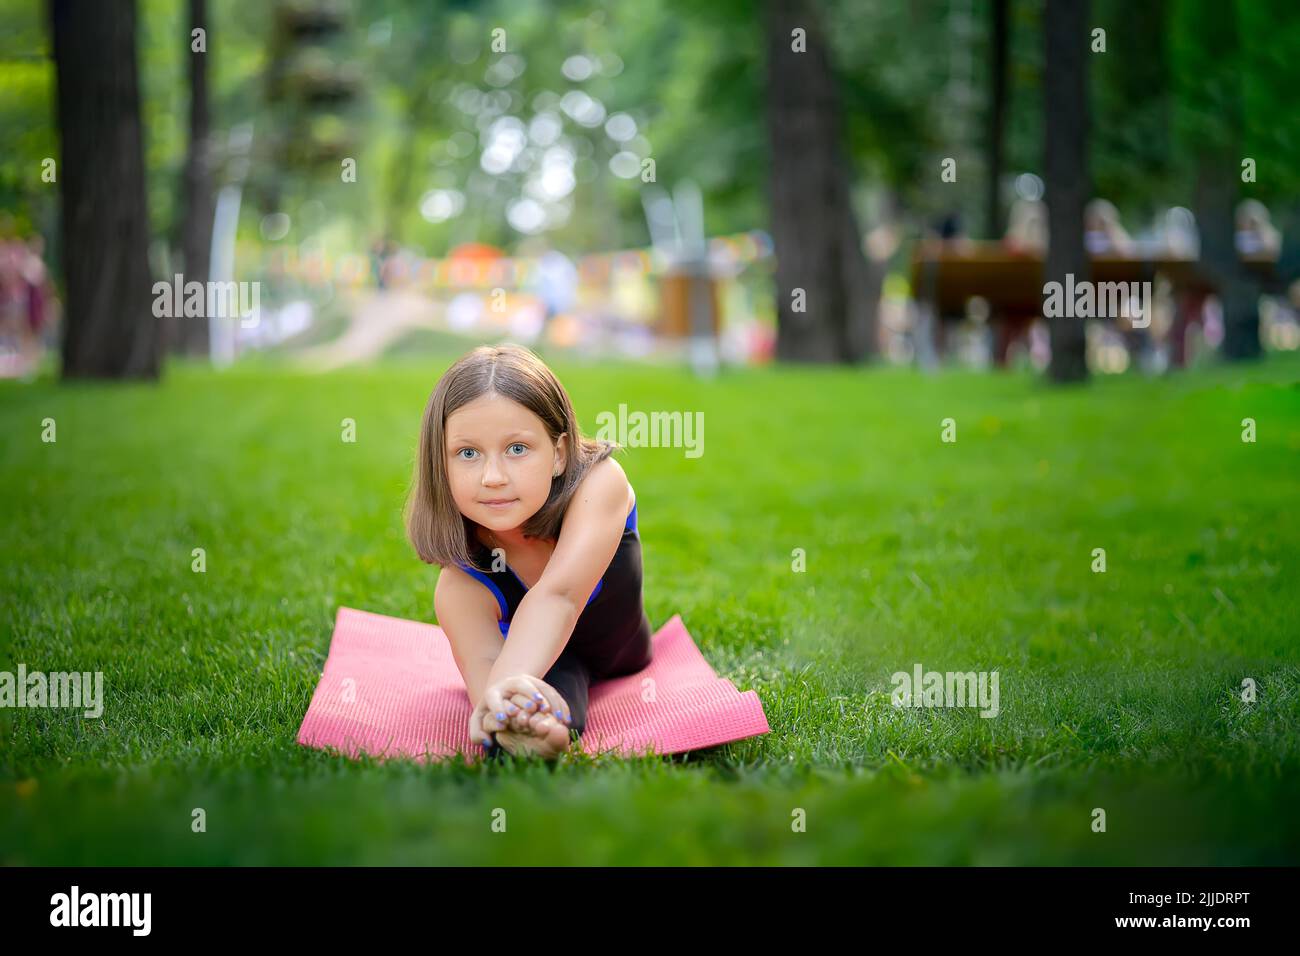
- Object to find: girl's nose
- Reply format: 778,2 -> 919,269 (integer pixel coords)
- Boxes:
482,456 -> 507,483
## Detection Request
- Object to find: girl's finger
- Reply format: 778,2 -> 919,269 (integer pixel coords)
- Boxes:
482,677 -> 534,721
484,675 -> 551,721
506,674 -> 568,724
468,708 -> 494,746
483,697 -> 512,738
528,679 -> 571,725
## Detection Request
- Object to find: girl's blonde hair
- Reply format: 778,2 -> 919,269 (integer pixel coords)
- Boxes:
404,343 -> 619,570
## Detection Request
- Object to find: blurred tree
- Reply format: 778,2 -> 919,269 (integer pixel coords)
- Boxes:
0,0 -> 58,249
20,0 -> 1296,377
375,5 -> 439,241
1237,0 -> 1300,289
985,0 -> 1008,238
1043,0 -> 1088,383
174,0 -> 215,358
260,0 -> 362,216
765,0 -> 876,362
1173,0 -> 1258,361
49,0 -> 159,379
1089,0 -> 1174,220
357,0 -> 665,252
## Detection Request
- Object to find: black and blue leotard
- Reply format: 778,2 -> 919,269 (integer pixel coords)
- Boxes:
458,498 -> 653,738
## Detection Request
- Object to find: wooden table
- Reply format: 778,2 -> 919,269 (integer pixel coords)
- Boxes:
908,242 -> 1280,366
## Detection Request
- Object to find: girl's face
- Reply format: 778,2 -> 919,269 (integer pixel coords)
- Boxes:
443,392 -> 566,533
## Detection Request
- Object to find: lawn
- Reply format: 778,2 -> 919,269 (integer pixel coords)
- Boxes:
2,348 -> 1298,865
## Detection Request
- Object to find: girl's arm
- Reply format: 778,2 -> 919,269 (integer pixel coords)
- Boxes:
434,565 -> 507,706
483,457 -> 630,686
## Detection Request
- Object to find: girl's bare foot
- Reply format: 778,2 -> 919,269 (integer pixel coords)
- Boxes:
495,708 -> 572,759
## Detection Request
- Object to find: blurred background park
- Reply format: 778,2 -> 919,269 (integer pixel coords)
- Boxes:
2,0 -> 1300,380
2,0 -> 1299,866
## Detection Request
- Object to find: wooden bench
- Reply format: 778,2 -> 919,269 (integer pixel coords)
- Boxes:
908,241 -> 1280,366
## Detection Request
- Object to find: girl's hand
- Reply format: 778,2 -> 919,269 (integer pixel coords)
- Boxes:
468,700 -> 495,748
477,674 -> 570,739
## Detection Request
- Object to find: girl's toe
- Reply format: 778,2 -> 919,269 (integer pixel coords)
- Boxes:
540,716 -> 569,747
528,712 -> 554,737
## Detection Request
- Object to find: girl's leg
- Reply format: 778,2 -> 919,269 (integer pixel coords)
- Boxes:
594,611 -> 654,679
542,649 -> 592,737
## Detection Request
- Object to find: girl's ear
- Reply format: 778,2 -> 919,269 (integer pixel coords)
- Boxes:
553,432 -> 568,477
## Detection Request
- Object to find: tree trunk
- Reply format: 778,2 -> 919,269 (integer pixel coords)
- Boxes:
1044,0 -> 1090,383
1195,159 -> 1259,360
1278,200 -> 1300,288
50,0 -> 159,380
985,0 -> 1008,239
1188,5 -> 1259,361
765,0 -> 876,364
174,0 -> 215,358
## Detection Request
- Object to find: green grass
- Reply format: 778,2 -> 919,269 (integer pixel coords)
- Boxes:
2,348 -> 1298,865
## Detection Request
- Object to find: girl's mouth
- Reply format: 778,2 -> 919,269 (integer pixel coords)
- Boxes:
481,499 -> 518,509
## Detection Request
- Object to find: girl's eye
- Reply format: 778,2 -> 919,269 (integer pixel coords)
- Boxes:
456,448 -> 477,460
508,443 -> 527,455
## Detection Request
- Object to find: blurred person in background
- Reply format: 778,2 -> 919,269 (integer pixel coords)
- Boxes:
1084,198 -> 1136,255
1156,201 -> 1279,368
1235,199 -> 1281,257
996,199 -> 1047,365
1145,207 -> 1201,368
1003,197 -> 1048,256
370,235 -> 398,290
1234,200 -> 1296,353
22,234 -> 55,361
1157,206 -> 1200,258
1085,199 -> 1145,369
0,226 -> 55,379
529,244 -> 579,343
913,211 -> 969,367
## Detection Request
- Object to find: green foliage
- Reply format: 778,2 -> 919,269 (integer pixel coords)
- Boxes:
1170,0 -> 1243,154
0,0 -> 56,237
3,0 -> 1298,273
1090,0 -> 1177,216
1237,0 -> 1300,199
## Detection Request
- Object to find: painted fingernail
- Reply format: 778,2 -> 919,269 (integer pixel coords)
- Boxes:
507,704 -> 517,713
533,693 -> 542,700
496,712 -> 505,720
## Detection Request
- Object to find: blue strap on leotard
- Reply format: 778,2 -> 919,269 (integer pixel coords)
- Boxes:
458,500 -> 638,638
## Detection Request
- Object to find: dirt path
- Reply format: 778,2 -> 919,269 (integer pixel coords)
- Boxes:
295,289 -> 445,371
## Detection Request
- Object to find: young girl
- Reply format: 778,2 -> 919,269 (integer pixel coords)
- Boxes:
405,343 -> 653,759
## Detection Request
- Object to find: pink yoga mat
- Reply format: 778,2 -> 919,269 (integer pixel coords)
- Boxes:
296,606 -> 770,763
